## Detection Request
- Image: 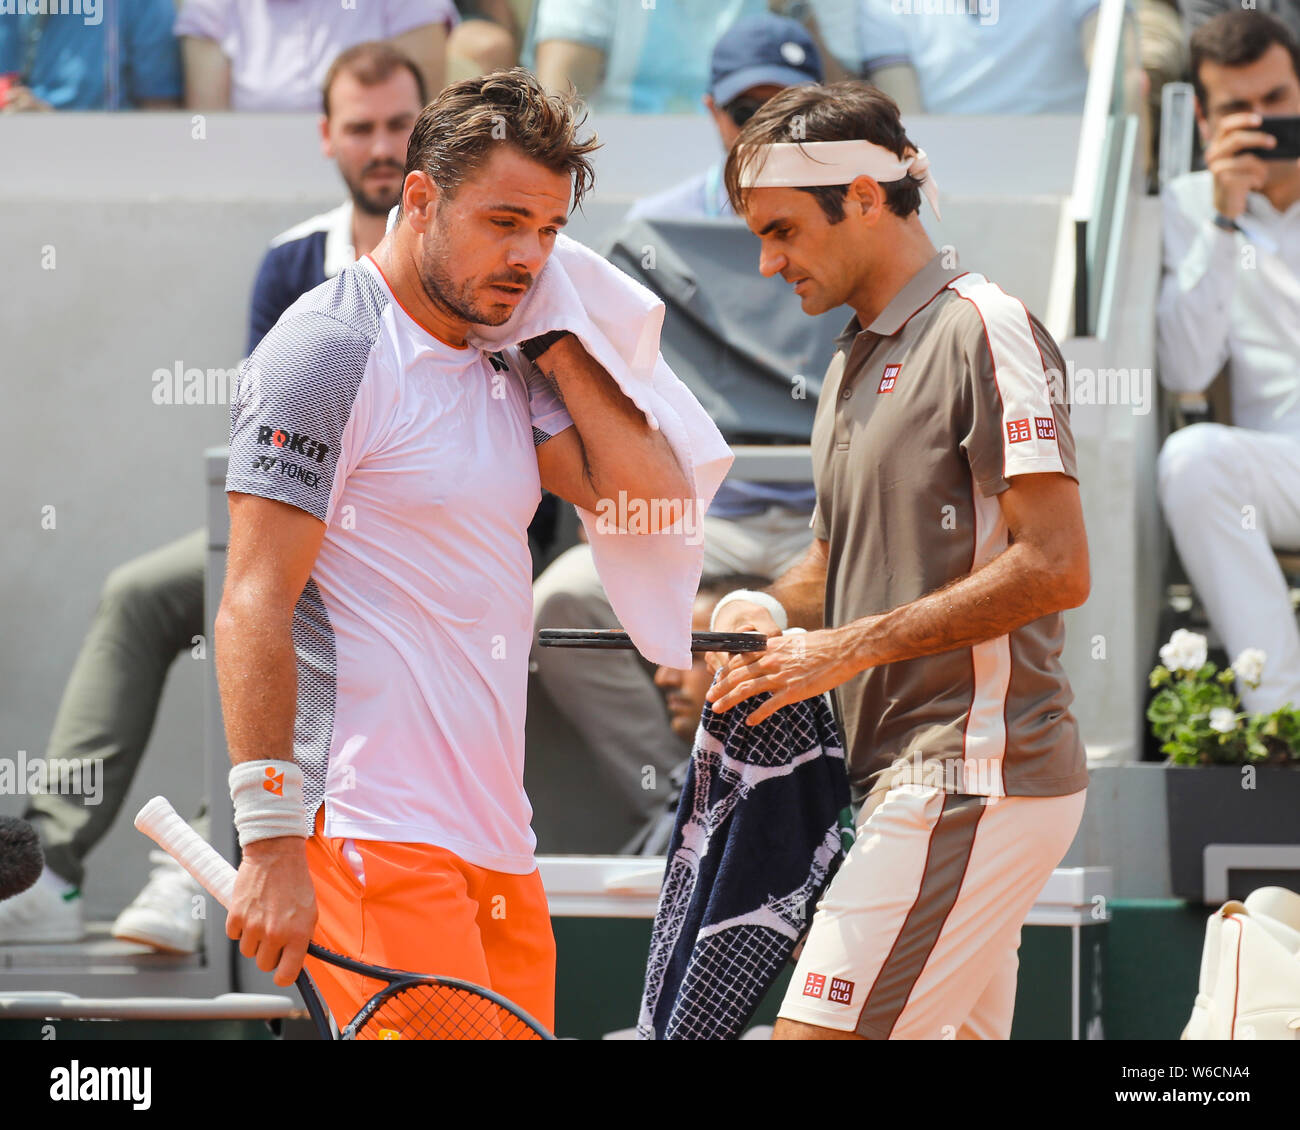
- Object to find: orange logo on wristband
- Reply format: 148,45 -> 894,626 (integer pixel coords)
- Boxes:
263,767 -> 285,796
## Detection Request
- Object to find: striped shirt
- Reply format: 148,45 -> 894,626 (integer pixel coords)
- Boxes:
810,253 -> 1088,803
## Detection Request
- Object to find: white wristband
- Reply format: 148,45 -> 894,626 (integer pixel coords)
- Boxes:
709,589 -> 788,633
229,760 -> 307,847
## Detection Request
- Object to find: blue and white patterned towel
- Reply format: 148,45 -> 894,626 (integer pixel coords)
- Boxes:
637,687 -> 850,1040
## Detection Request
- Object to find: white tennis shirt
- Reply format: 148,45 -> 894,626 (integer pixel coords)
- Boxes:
227,255 -> 573,873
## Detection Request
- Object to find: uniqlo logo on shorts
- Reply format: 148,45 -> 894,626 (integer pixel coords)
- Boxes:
1035,415 -> 1056,440
878,363 -> 901,393
802,972 -> 826,999
828,977 -> 855,1005
1006,418 -> 1031,443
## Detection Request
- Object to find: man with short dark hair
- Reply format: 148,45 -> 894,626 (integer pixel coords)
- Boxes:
708,81 -> 1091,1040
1157,9 -> 1300,714
248,42 -> 428,352
217,70 -> 692,1030
0,44 -> 427,954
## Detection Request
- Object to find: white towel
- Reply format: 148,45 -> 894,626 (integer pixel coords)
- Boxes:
382,209 -> 732,668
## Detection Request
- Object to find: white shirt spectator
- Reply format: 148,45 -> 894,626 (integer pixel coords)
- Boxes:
175,0 -> 457,111
1157,170 -> 1300,438
811,0 -> 1100,114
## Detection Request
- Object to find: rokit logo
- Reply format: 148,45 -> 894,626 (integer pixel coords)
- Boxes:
251,455 -> 320,488
256,425 -> 330,463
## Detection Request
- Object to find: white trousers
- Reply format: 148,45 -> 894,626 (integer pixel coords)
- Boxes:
1157,423 -> 1300,713
779,786 -> 1087,1040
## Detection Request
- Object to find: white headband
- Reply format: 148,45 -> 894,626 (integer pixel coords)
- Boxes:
738,139 -> 941,221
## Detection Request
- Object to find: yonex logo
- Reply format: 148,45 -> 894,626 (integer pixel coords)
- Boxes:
802,972 -> 826,999
1035,416 -> 1056,440
878,363 -> 901,394
828,977 -> 855,1005
249,455 -> 320,489
256,425 -> 330,463
1006,418 -> 1031,444
263,767 -> 284,796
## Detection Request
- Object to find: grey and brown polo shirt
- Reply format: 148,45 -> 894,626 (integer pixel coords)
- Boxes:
810,253 -> 1089,805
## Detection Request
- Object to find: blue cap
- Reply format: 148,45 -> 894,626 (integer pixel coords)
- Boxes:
710,14 -> 823,108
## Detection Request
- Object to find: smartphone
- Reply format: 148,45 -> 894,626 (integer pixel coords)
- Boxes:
1245,115 -> 1300,160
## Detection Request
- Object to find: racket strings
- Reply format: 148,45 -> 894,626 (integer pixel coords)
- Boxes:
353,983 -> 544,1040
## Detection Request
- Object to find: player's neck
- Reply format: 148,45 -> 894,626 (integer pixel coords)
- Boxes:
368,232 -> 471,349
847,223 -> 937,331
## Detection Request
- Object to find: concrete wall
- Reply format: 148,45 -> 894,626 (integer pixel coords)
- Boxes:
0,112 -> 1116,917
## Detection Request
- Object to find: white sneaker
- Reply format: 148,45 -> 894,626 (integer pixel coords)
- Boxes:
111,851 -> 204,954
0,880 -> 84,943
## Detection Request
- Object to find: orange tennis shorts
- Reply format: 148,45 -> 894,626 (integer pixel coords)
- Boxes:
303,810 -> 556,1036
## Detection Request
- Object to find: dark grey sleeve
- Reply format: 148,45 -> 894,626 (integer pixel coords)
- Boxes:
226,312 -> 374,522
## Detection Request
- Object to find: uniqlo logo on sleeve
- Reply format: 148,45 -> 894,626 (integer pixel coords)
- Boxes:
802,972 -> 826,999
1006,418 -> 1031,443
878,363 -> 901,394
828,977 -> 855,1005
1035,416 -> 1057,440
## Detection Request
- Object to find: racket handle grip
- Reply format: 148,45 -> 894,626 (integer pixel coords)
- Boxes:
134,796 -> 237,910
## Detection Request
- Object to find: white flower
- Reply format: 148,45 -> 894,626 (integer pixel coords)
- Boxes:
1159,629 -> 1208,674
1232,648 -> 1267,688
1209,707 -> 1237,734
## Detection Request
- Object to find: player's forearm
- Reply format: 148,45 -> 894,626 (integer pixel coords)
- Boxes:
214,593 -> 300,768
535,336 -> 691,528
767,539 -> 828,630
840,541 -> 1087,671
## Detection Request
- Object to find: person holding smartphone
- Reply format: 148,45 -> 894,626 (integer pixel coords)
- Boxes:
1156,9 -> 1300,715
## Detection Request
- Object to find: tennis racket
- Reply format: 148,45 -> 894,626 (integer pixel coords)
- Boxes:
133,797 -> 555,1041
539,628 -> 768,653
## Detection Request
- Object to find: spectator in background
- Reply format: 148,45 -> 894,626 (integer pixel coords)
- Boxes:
0,44 -> 426,951
808,0 -> 1104,114
178,0 -> 455,110
446,0 -> 522,83
1185,1 -> 1300,40
626,572 -> 774,856
807,0 -> 1181,177
531,0 -> 772,113
655,573 -> 775,745
1156,10 -> 1300,714
249,42 -> 426,350
530,14 -> 822,846
0,0 -> 181,110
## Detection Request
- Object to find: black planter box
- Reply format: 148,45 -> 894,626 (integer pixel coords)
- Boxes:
1165,764 -> 1300,903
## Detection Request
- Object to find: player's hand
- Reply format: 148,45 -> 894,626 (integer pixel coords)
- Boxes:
705,600 -> 782,674
227,837 -> 318,987
705,625 -> 862,726
1205,112 -> 1275,219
